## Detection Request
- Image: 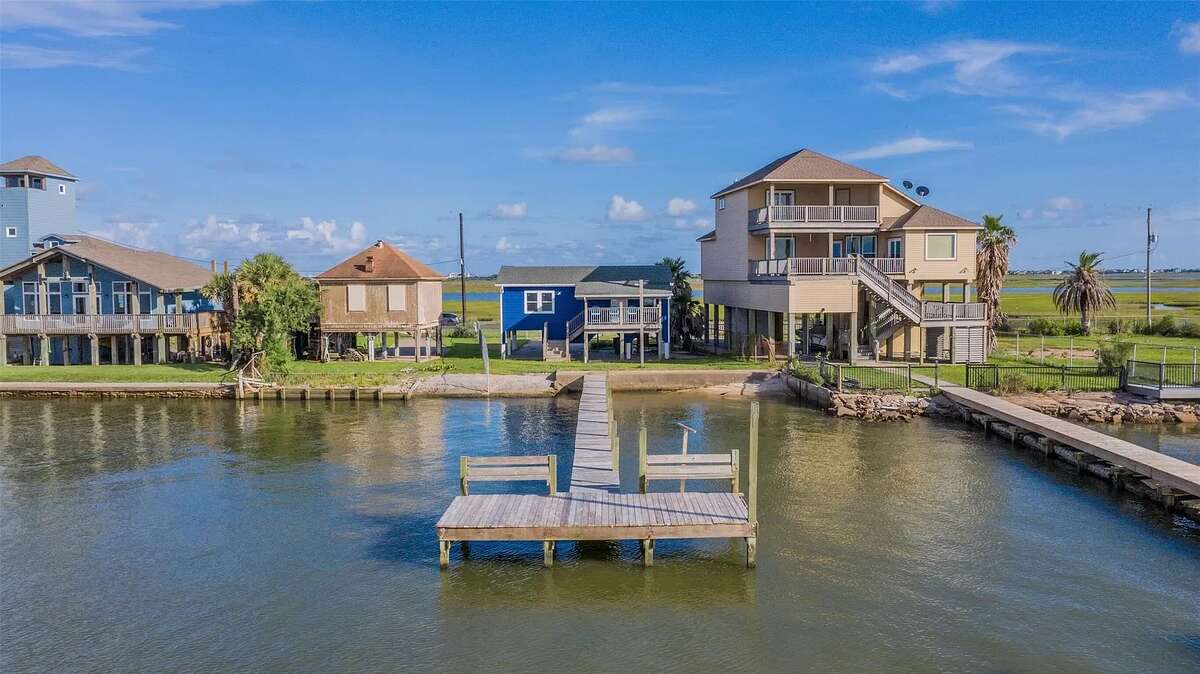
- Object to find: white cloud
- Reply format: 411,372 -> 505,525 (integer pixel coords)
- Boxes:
0,43 -> 147,70
582,107 -> 648,125
1009,89 -> 1190,140
872,39 -> 1059,95
495,237 -> 518,253
672,217 -> 712,231
85,215 -> 162,249
607,195 -> 648,221
917,0 -> 958,14
0,0 -> 244,38
666,197 -> 697,216
494,202 -> 528,219
557,145 -> 635,163
285,217 -> 367,252
842,136 -> 973,160
1046,196 -> 1082,211
1173,20 -> 1200,54
183,215 -> 267,245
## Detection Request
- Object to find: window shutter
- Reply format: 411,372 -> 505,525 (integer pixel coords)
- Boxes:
347,284 -> 366,311
387,284 -> 406,311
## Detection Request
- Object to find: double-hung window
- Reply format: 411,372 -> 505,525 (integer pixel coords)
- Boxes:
47,282 -> 63,315
524,290 -> 554,314
112,281 -> 132,315
887,237 -> 902,258
139,290 -> 153,314
22,282 -> 38,314
72,282 -> 89,314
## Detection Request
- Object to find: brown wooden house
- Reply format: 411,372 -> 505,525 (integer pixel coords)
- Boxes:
315,240 -> 445,361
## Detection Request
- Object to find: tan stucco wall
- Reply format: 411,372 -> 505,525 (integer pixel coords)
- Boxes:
903,229 -> 978,281
789,277 -> 857,313
702,188 -> 752,281
880,186 -> 913,219
703,278 -> 857,314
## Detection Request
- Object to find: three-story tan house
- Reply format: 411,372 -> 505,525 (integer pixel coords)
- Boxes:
698,149 -> 987,363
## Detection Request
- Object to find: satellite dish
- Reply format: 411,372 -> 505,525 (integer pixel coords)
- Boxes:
915,186 -> 930,197
902,180 -> 913,190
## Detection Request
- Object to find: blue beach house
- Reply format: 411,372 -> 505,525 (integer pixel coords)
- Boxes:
496,265 -> 672,362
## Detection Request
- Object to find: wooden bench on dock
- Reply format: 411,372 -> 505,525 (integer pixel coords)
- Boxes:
459,455 -> 556,495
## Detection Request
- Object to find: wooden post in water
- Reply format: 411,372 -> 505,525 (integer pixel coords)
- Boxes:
547,455 -> 557,494
459,456 -> 469,495
638,426 -> 648,493
746,400 -> 759,568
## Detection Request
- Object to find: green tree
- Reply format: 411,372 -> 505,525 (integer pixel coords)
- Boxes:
202,253 -> 320,374
1052,251 -> 1117,335
975,213 -> 1016,346
657,256 -> 701,349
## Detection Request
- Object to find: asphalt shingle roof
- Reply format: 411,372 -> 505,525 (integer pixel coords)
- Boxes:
0,234 -> 215,290
0,155 -> 76,179
317,240 -> 445,280
711,149 -> 885,198
881,205 -> 980,231
497,265 -> 672,296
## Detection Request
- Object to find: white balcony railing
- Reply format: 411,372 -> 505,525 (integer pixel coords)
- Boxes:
0,313 -> 210,335
922,302 -> 986,321
749,205 -> 879,227
750,257 -> 904,277
585,306 -> 661,327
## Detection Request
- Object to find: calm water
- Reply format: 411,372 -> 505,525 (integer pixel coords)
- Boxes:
2,396 -> 1198,673
1087,421 -> 1200,466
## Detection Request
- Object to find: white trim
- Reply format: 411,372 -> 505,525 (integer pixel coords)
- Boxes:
770,189 -> 795,206
496,283 -> 577,288
717,197 -> 726,210
887,236 -> 902,258
882,182 -> 921,206
523,289 -> 555,314
58,184 -> 67,195
4,227 -> 16,238
924,232 -> 957,261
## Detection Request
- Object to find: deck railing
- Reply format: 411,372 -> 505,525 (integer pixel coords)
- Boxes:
585,306 -> 661,327
966,363 -> 1120,393
750,204 -> 879,226
749,256 -> 907,277
922,302 -> 986,321
0,312 -> 211,335
1126,360 -> 1200,388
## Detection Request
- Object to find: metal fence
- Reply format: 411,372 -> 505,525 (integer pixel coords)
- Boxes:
964,363 -> 1119,393
814,360 -> 941,393
1126,360 -> 1200,388
993,331 -> 1200,366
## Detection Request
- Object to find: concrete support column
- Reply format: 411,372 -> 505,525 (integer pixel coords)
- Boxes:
0,335 -> 6,366
89,334 -> 99,366
824,314 -> 834,359
367,333 -> 376,361
786,312 -> 795,358
37,335 -> 49,366
110,336 -> 119,364
802,314 -> 811,356
132,335 -> 142,365
156,333 -> 167,363
414,330 -> 423,363
849,312 -> 858,363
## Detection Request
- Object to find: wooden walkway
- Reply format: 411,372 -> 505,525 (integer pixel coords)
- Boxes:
569,373 -> 620,493
934,382 -> 1200,496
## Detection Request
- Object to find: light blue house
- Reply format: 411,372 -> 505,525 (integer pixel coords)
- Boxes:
0,156 -> 78,268
0,234 -> 224,366
496,265 -> 672,362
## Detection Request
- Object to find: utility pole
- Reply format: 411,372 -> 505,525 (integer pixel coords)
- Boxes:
458,212 -> 467,322
1146,207 -> 1153,326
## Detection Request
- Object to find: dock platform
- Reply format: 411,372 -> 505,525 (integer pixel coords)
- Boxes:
570,373 -> 620,493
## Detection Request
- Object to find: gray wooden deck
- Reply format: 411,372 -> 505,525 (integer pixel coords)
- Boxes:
936,383 -> 1200,495
569,373 -> 620,493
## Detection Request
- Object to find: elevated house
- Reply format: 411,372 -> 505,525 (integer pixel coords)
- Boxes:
0,234 -> 225,365
314,240 -> 444,361
0,156 -> 78,268
496,265 -> 672,362
698,148 -> 988,363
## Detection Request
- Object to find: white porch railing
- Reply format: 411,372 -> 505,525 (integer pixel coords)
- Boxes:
749,205 -> 880,226
0,313 -> 207,335
585,306 -> 661,327
922,302 -> 986,321
750,257 -> 904,277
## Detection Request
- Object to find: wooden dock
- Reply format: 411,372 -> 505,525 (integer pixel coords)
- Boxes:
569,373 -> 620,493
936,383 -> 1200,496
435,391 -> 760,568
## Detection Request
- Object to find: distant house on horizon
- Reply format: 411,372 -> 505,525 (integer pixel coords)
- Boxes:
0,233 -> 225,366
314,240 -> 445,361
495,264 -> 672,362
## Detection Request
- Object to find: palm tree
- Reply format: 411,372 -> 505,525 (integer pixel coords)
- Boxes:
976,213 -> 1016,347
657,256 -> 701,349
1053,251 -> 1117,334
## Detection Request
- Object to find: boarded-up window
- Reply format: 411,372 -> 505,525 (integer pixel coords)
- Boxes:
347,284 -> 366,311
387,284 -> 406,311
925,233 -> 956,260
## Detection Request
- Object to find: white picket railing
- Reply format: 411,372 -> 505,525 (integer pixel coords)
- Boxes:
0,313 -> 207,335
751,205 -> 880,226
585,306 -> 661,327
749,256 -> 905,277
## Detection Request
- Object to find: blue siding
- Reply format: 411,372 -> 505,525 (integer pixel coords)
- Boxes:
0,178 -> 76,267
500,286 -> 583,339
2,257 -> 214,315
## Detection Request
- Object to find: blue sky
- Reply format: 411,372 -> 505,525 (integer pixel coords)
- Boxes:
2,1 -> 1198,275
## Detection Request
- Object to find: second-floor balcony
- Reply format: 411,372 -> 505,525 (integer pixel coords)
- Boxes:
750,256 -> 904,277
749,205 -> 879,229
0,312 -> 219,336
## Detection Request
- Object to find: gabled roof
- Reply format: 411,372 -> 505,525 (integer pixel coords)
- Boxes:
881,205 -> 981,231
711,149 -> 886,198
0,155 -> 76,180
496,265 -> 672,297
316,240 -> 445,281
0,234 -> 215,290
696,229 -> 717,242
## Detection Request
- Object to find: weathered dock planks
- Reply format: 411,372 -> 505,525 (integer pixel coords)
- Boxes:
935,382 -> 1200,496
569,373 -> 620,493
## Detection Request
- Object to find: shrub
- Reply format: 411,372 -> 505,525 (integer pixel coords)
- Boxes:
1151,315 -> 1178,336
1096,340 -> 1134,374
448,324 -> 475,339
1025,318 -> 1063,336
789,362 -> 823,386
1179,320 -> 1200,339
1106,318 -> 1130,335
995,373 -> 1028,395
1062,320 -> 1086,336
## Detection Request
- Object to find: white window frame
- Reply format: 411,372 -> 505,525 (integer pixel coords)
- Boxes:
346,284 -> 366,312
887,237 -> 902,258
387,284 -> 406,311
112,281 -> 132,315
22,281 -> 38,314
524,290 -> 555,314
5,227 -> 16,238
47,281 -> 64,315
924,233 -> 957,261
769,236 -> 796,259
58,184 -> 67,195
717,197 -> 726,210
771,190 -> 795,206
831,240 -> 844,258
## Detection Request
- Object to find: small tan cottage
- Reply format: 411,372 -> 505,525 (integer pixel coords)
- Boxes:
315,240 -> 445,361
